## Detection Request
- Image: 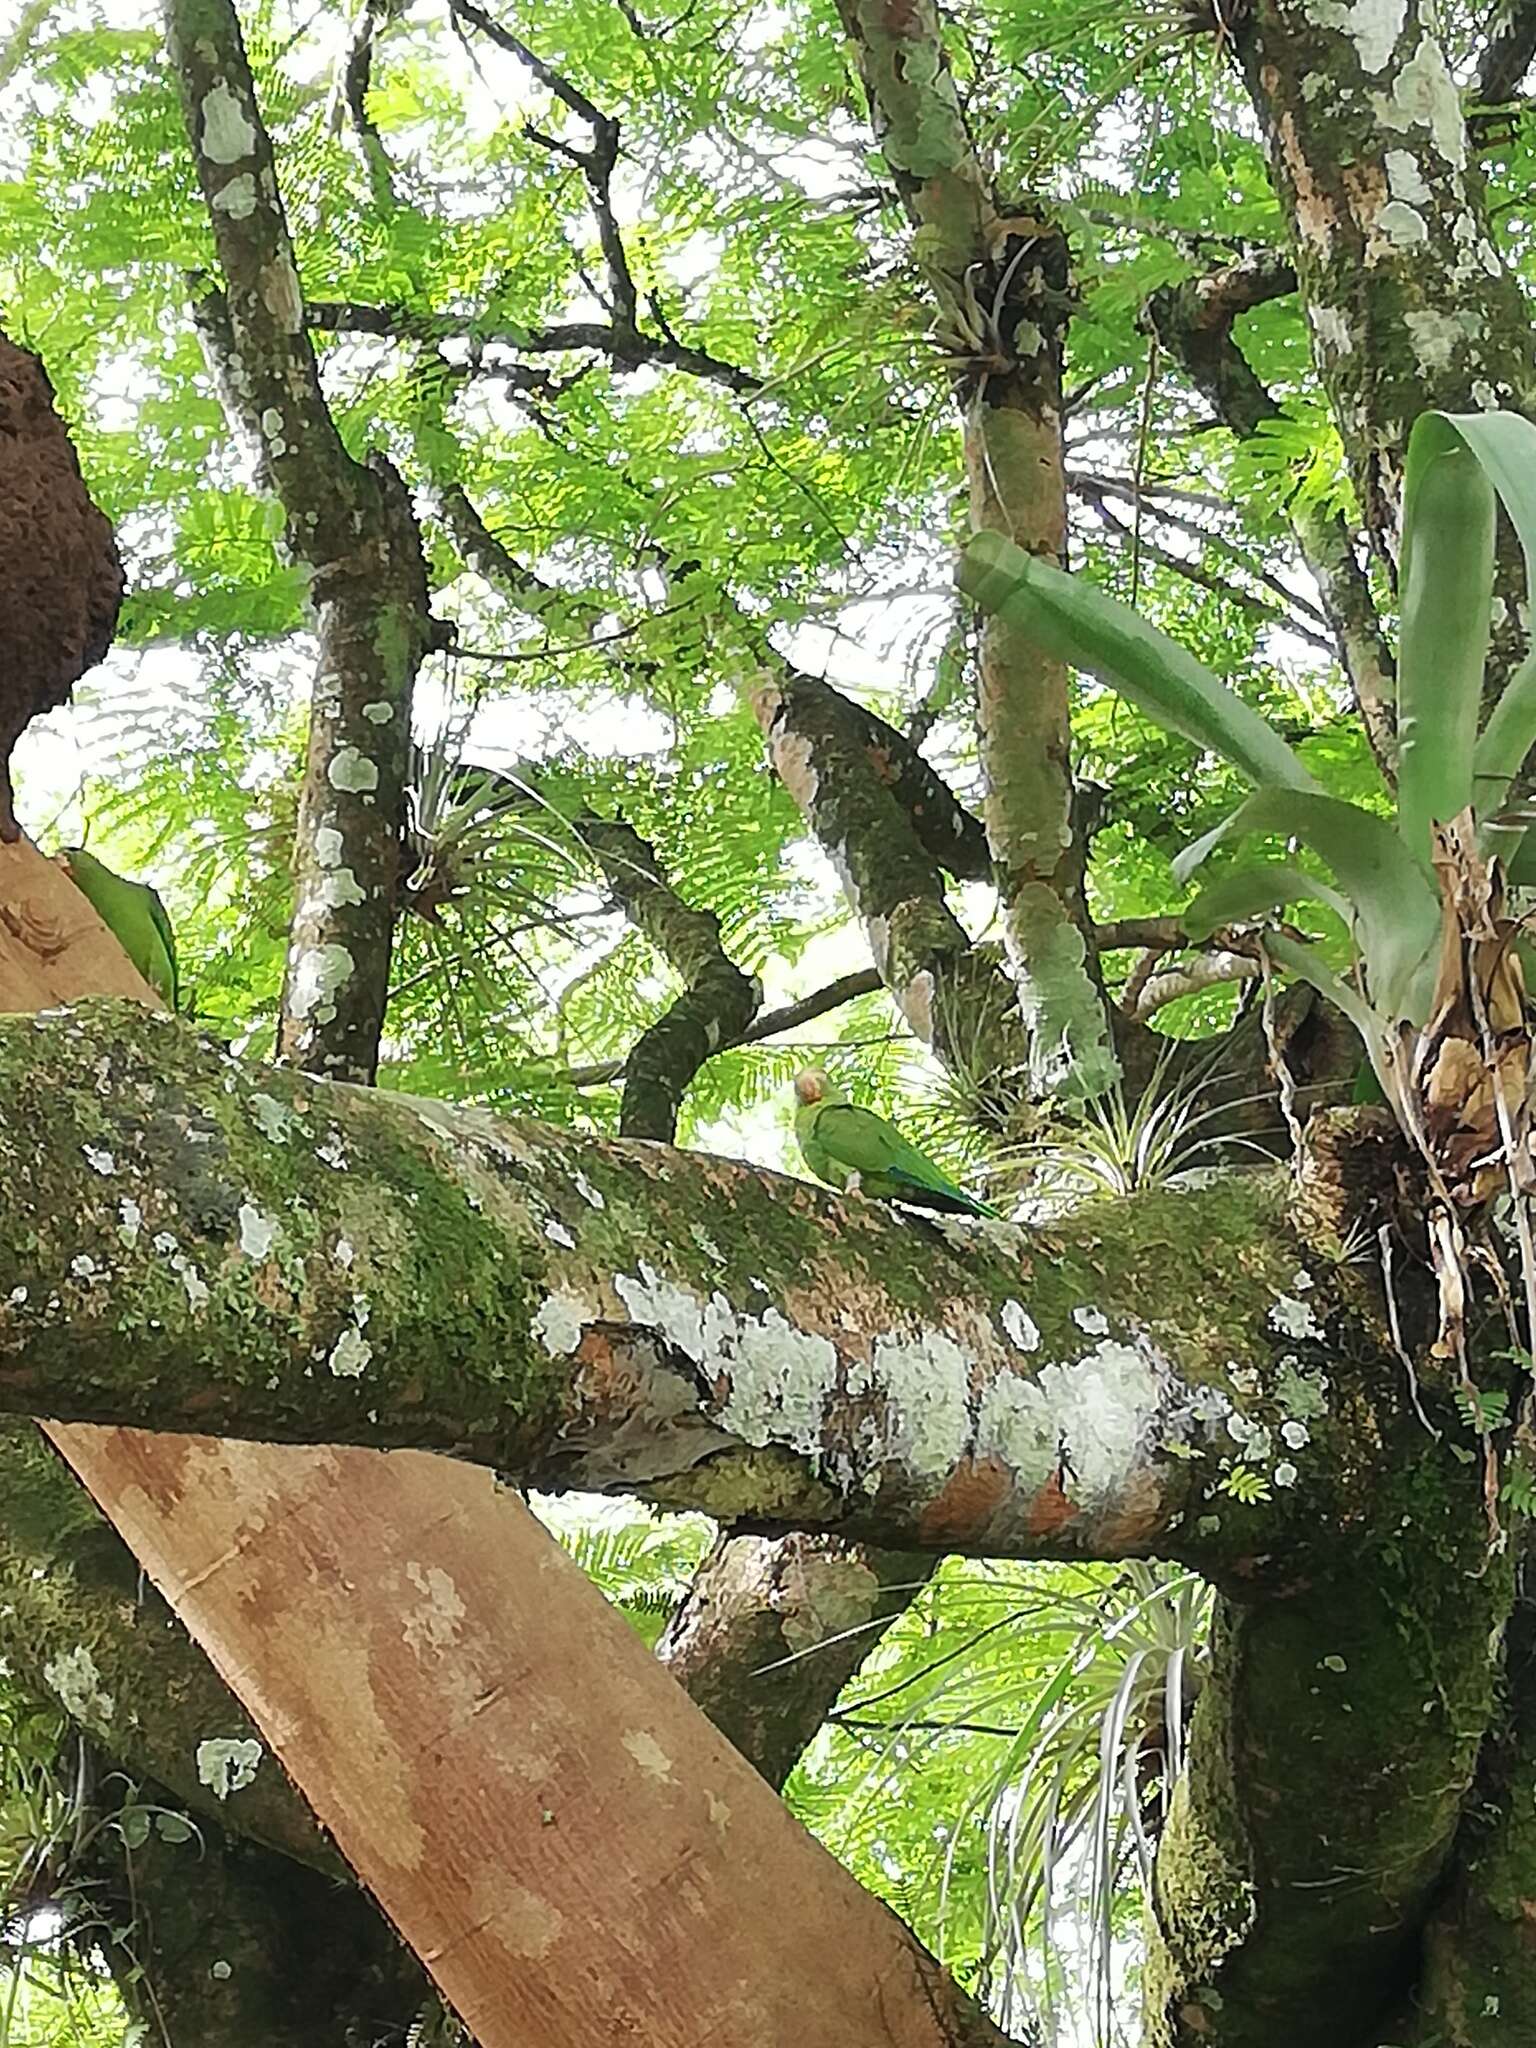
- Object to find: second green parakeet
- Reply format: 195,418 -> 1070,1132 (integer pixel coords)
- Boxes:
58,846 -> 178,1009
793,1068 -> 998,1217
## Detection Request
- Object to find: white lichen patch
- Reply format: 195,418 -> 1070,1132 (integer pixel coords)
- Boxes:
978,1337 -> 1166,1502
247,1093 -> 294,1142
572,1172 -> 605,1210
174,1256 -> 210,1311
1276,1358 -> 1330,1418
1072,1305 -> 1109,1336
82,1145 -> 116,1176
544,1219 -> 576,1249
1377,200 -> 1428,245
213,171 -> 257,219
289,944 -> 355,1021
198,80 -> 256,164
1370,35 -> 1465,167
316,867 -> 366,910
704,1306 -> 832,1456
532,1290 -> 592,1357
848,1328 -> 972,1473
1001,1300 -> 1041,1352
621,1729 -> 674,1783
1280,1419 -> 1310,1449
615,1263 -> 706,1358
1308,304 -> 1355,357
1313,0 -> 1407,74
1385,149 -> 1430,205
44,1646 -> 114,1724
196,1736 -> 263,1799
1270,1293 -> 1324,1341
1274,1460 -> 1298,1488
237,1203 -> 279,1259
327,1325 -> 372,1377
361,701 -> 394,723
1404,307 -> 1468,371
70,1254 -> 97,1280
401,1561 -> 467,1655
315,826 -> 345,868
327,746 -> 380,795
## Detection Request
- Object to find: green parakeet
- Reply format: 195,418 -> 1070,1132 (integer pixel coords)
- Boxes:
58,847 -> 178,1009
792,1068 -> 999,1218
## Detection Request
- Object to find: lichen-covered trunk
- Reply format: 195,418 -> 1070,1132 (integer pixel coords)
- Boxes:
963,233 -> 1113,1099
833,0 -> 1115,1103
278,456 -> 428,1082
1233,0 -> 1536,691
164,0 -> 435,1084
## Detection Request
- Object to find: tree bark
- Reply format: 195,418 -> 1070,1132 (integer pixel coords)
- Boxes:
0,994 -> 1384,1571
833,0 -> 1114,1100
165,0 -> 436,1084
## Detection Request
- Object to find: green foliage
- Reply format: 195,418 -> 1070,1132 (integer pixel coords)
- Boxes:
966,410 -> 1536,1080
535,1500 -> 713,1648
789,1560 -> 1209,2042
12,2 -> 1535,2039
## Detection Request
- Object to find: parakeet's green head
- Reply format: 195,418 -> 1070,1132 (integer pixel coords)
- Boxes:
793,1067 -> 844,1107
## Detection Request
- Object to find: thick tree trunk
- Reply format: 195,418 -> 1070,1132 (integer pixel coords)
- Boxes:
834,0 -> 1114,1101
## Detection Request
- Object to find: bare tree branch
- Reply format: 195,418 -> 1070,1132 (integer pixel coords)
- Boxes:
1474,0 -> 1536,105
333,0 -> 400,211
575,813 -> 761,1138
564,967 -> 887,1088
1132,949 -> 1260,1018
306,296 -> 762,394
1073,477 -> 1336,656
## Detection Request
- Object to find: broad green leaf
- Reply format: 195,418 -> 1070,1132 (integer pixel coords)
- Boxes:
1478,645 -> 1536,816
1412,412 -> 1536,818
1175,788 -> 1439,1019
1395,414 -> 1496,862
959,533 -> 1319,793
1181,861 -> 1350,941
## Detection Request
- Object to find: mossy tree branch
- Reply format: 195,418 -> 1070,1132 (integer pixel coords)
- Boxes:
574,813 -> 762,1140
0,1001 -> 1392,1573
750,665 -> 1028,1111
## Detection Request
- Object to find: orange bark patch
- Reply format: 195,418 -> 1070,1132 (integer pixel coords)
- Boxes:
1025,1466 -> 1078,1540
919,1454 -> 1014,1544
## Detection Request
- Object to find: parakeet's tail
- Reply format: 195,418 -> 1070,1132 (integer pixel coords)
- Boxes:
888,1171 -> 1000,1220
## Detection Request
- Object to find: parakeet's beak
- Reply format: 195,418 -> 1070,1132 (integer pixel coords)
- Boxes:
794,1068 -> 826,1105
